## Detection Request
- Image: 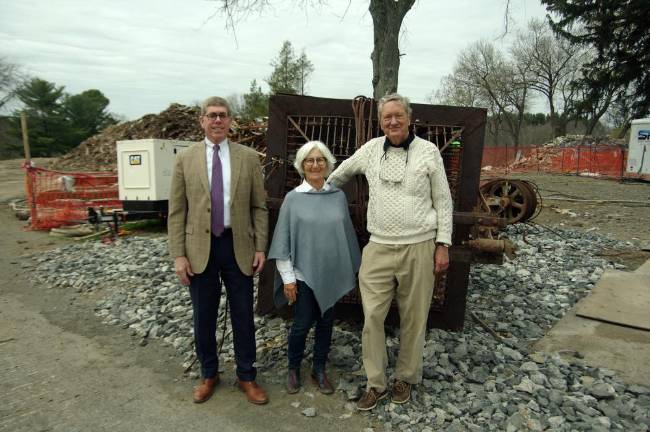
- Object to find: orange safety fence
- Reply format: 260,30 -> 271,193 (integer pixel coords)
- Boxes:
23,164 -> 122,230
481,144 -> 632,179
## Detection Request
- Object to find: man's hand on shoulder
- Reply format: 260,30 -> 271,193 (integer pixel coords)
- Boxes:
174,256 -> 194,285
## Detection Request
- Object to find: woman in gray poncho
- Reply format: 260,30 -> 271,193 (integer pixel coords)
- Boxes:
267,140 -> 361,395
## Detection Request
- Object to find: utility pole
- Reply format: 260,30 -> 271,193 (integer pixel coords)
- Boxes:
20,112 -> 31,163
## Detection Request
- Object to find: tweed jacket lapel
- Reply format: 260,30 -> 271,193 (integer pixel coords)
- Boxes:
229,142 -> 243,207
195,141 -> 209,196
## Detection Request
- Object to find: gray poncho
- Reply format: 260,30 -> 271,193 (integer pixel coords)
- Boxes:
267,187 -> 361,312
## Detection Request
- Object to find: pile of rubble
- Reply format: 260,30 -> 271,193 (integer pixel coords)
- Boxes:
49,104 -> 268,172
550,135 -> 626,148
507,146 -> 564,172
484,135 -> 628,173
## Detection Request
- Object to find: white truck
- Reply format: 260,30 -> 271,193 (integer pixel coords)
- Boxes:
626,118 -> 650,175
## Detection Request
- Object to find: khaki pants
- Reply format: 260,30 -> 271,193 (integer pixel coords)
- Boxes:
359,239 -> 435,392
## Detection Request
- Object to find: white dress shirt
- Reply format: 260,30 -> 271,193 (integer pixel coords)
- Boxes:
205,137 -> 231,228
276,179 -> 332,284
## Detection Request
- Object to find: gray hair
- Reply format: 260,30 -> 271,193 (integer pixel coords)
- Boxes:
201,96 -> 231,116
377,93 -> 412,118
293,141 -> 337,178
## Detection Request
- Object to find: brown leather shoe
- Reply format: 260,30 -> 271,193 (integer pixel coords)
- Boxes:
237,379 -> 269,405
193,376 -> 219,403
311,370 -> 334,395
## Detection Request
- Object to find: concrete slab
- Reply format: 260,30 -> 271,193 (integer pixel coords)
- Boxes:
634,259 -> 650,275
574,270 -> 650,330
534,307 -> 650,387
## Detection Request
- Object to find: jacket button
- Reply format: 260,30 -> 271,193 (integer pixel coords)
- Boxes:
205,229 -> 209,233
207,208 -> 210,212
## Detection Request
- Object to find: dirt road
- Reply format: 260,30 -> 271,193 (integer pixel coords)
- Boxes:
515,172 -> 650,245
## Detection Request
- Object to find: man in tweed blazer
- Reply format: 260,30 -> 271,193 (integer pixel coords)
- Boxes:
168,96 -> 269,405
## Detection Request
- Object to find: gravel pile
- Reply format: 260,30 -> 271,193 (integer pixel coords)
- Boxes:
27,226 -> 650,431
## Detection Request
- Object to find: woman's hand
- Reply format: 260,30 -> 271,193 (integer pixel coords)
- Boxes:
283,282 -> 297,305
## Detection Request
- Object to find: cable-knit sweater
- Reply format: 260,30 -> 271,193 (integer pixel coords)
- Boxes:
328,135 -> 453,245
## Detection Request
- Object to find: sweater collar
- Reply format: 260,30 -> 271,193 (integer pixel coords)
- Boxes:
383,132 -> 415,152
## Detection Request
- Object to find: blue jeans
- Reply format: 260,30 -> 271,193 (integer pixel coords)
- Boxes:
287,280 -> 334,373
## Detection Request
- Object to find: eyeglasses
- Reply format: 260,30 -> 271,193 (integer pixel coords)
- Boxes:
304,157 -> 326,166
381,113 -> 406,123
204,112 -> 229,121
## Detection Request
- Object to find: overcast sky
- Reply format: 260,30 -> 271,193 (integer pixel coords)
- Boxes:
1,0 -> 549,120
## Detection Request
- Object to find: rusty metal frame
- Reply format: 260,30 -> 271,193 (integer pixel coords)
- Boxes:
258,94 -> 487,330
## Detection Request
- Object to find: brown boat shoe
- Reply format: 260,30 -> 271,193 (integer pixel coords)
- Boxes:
356,387 -> 388,411
391,380 -> 411,404
193,376 -> 219,403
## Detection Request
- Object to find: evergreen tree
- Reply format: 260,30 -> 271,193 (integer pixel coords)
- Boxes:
542,0 -> 650,131
241,79 -> 269,120
62,89 -> 116,143
10,78 -> 117,156
267,41 -> 299,95
10,78 -> 66,156
266,41 -> 315,96
295,51 -> 314,96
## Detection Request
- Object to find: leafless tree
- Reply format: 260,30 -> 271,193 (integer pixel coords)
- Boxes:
0,58 -> 22,111
208,0 -> 415,99
511,19 -> 585,138
445,40 -> 530,149
431,70 -> 505,145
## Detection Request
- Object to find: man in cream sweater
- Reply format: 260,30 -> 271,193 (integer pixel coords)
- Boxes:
328,93 -> 453,411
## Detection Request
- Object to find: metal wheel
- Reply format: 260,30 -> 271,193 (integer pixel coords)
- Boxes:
480,179 -> 537,224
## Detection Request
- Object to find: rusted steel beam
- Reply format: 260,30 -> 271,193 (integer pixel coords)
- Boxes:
453,211 -> 507,227
466,238 -> 516,258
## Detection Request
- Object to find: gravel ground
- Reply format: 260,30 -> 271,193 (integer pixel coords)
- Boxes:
26,223 -> 650,431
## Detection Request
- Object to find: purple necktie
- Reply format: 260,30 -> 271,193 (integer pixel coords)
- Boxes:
211,145 -> 224,236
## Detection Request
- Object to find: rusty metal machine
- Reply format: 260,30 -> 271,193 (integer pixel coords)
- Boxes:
257,94 -> 514,330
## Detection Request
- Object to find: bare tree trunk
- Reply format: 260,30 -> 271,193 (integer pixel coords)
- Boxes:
369,0 -> 415,99
548,101 -> 557,139
616,121 -> 631,139
586,91 -> 615,135
556,114 -> 568,137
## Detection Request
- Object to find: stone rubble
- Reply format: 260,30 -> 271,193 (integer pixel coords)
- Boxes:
27,225 -> 650,431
